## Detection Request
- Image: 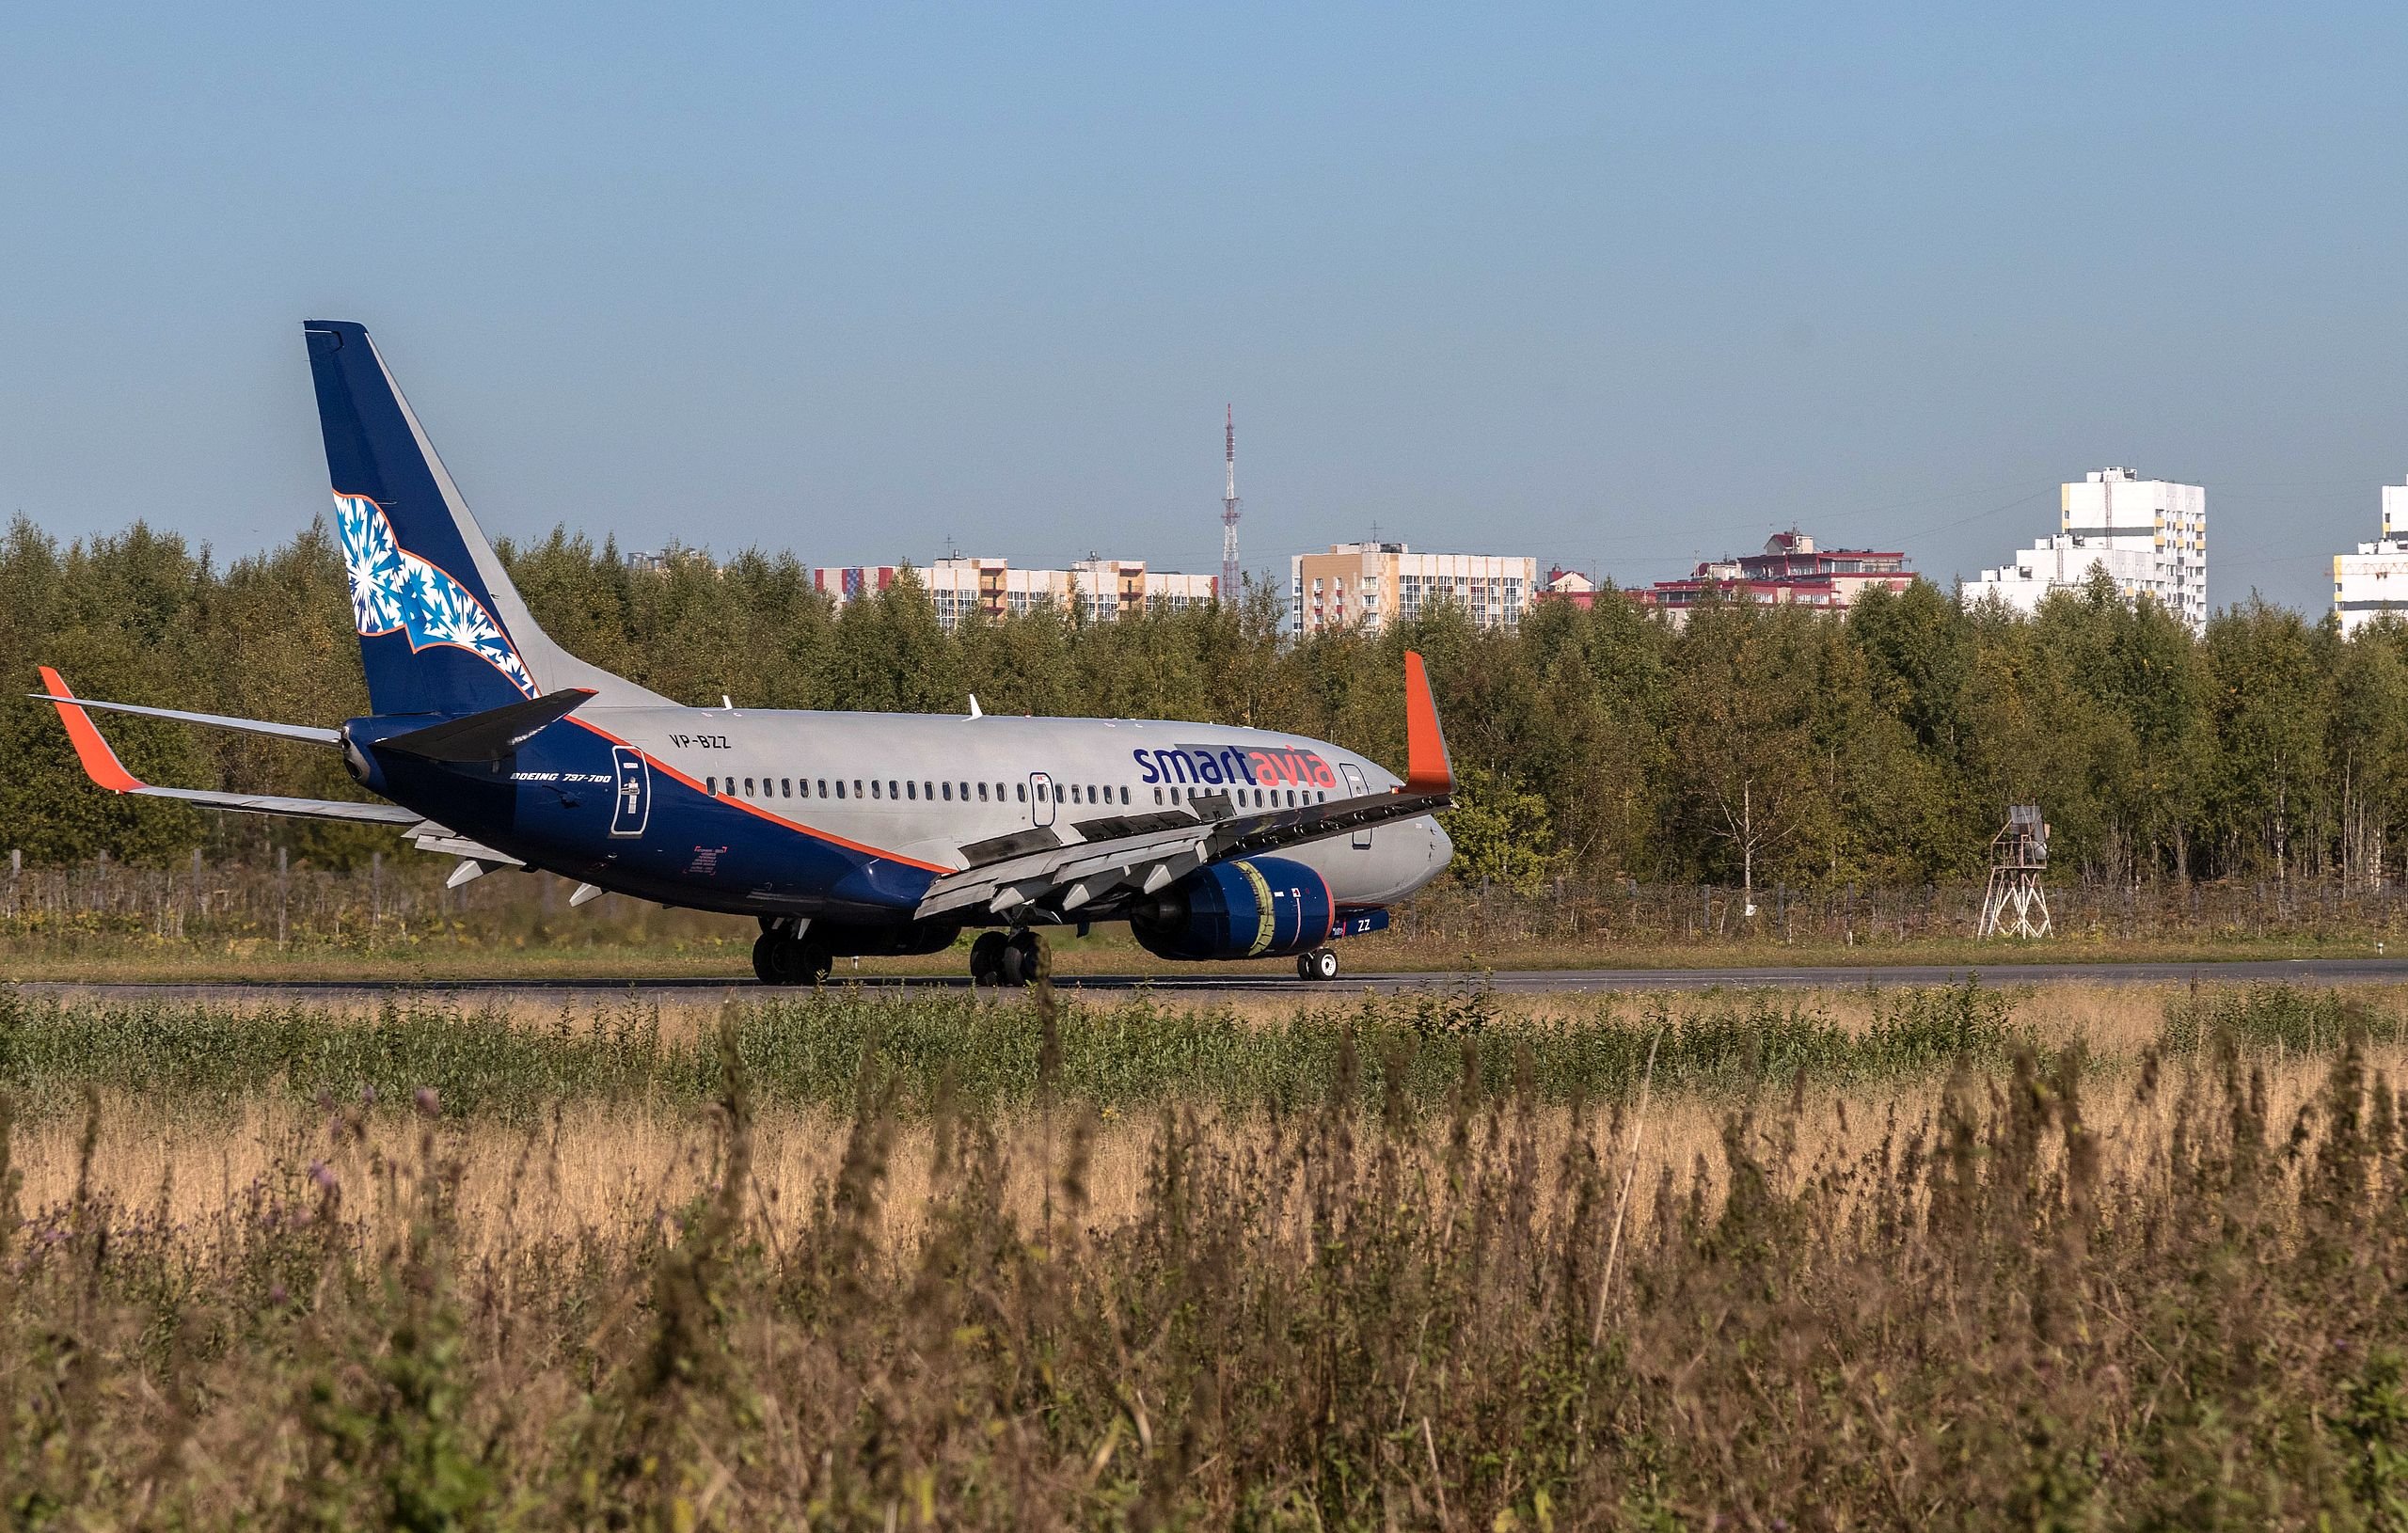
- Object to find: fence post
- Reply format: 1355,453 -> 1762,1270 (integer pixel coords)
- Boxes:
277,846 -> 289,949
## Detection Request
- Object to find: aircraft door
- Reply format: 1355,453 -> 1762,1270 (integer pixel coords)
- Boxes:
1029,771 -> 1055,828
1339,762 -> 1372,847
610,746 -> 651,837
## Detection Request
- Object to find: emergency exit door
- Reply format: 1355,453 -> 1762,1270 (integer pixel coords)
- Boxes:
1339,762 -> 1371,847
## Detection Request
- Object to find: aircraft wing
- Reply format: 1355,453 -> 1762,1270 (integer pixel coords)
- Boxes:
913,786 -> 1451,922
914,650 -> 1457,924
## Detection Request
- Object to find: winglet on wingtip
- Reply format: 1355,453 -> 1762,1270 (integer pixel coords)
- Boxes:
37,667 -> 144,794
1402,651 -> 1454,795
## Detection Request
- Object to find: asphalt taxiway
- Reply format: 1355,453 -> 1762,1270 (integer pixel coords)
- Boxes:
17,956 -> 2408,1007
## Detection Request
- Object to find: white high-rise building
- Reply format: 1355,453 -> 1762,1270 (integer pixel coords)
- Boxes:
1971,468 -> 2207,633
2333,480 -> 2408,637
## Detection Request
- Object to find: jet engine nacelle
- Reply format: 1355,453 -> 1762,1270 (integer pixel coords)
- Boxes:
1129,857 -> 1336,961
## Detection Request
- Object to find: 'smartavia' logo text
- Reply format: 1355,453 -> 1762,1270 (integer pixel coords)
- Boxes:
1133,744 -> 1339,790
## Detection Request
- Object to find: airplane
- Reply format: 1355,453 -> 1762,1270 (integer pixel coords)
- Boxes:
34,321 -> 1457,986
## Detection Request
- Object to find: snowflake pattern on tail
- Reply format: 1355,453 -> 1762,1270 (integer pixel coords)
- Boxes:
335,493 -> 536,698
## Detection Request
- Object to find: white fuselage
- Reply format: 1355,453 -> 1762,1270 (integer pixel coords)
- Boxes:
601,706 -> 1453,910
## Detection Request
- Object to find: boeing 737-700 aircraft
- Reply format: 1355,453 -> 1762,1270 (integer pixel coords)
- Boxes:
36,322 -> 1456,985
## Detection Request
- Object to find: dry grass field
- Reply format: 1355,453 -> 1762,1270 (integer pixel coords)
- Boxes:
8,972 -> 2408,1525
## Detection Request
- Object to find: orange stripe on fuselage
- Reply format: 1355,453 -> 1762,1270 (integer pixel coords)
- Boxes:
564,715 -> 953,875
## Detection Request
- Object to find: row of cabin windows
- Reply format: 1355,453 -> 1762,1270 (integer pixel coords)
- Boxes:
1157,785 -> 1326,809
705,776 -> 1027,802
699,775 -> 1332,812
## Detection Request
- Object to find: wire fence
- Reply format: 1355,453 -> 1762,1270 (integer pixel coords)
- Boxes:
1394,875 -> 2408,949
0,849 -> 742,952
6,849 -> 2407,957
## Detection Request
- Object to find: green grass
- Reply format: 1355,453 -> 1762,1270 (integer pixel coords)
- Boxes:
5,919 -> 2400,986
0,975 -> 2062,1122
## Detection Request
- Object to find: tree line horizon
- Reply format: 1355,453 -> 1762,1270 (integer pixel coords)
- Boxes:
3,513 -> 2399,898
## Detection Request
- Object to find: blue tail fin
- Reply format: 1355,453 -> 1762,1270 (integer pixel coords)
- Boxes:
305,321 -> 663,717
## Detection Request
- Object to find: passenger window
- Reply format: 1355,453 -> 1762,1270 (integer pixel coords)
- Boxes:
941,782 -> 951,801
889,781 -> 899,800
832,780 -> 844,799
1015,782 -> 1026,802
977,782 -> 989,801
741,778 -> 752,796
959,782 -> 969,800
924,782 -> 933,800
906,781 -> 916,800
816,779 -> 827,797
872,781 -> 882,799
1054,784 -> 1065,803
705,776 -> 717,795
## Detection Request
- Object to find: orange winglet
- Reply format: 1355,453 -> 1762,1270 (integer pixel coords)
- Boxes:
1402,650 -> 1454,795
38,667 -> 144,793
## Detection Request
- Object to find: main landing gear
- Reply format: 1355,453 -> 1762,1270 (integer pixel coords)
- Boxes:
970,929 -> 1047,988
1297,947 -> 1340,982
752,926 -> 832,987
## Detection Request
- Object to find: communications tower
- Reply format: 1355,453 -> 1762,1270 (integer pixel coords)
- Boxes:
1221,405 -> 1241,599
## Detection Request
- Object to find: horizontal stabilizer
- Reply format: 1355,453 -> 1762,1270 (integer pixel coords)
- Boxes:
377,687 -> 596,763
37,666 -> 418,824
24,691 -> 340,745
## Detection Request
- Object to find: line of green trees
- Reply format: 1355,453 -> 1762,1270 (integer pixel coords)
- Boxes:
5,514 -> 2403,895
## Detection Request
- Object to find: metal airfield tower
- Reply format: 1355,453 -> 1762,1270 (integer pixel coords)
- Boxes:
1978,805 -> 2052,939
1221,405 -> 1242,599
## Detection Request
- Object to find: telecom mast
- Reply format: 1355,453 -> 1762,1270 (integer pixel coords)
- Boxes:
1220,405 -> 1242,599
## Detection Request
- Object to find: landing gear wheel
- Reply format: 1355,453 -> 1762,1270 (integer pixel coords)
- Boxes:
756,933 -> 833,987
969,931 -> 1008,988
790,940 -> 833,988
1298,947 -> 1340,982
1000,929 -> 1046,988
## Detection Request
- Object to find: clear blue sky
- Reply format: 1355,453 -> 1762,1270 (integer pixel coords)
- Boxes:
5,3 -> 2404,614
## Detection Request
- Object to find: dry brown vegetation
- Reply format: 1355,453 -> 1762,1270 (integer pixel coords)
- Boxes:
9,976 -> 2408,1526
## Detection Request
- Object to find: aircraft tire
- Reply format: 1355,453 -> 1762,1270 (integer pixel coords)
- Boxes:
752,932 -> 781,985
1298,947 -> 1340,982
1001,929 -> 1045,988
794,940 -> 833,987
969,931 -> 1007,987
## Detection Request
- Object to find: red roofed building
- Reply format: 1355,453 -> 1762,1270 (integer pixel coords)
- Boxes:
1533,566 -> 1599,608
1634,530 -> 1913,626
